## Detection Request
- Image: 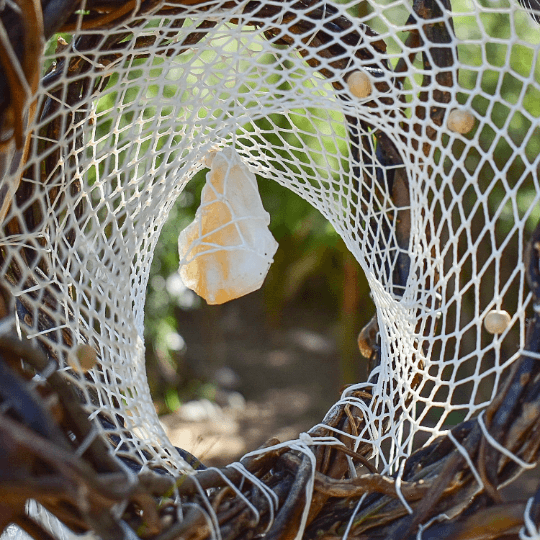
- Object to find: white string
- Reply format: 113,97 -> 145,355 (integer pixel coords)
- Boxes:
238,433 -> 345,540
395,458 -> 413,514
237,437 -> 321,540
522,349 -> 540,361
311,392 -> 381,453
416,513 -> 451,540
287,446 -> 316,540
172,482 -> 184,520
207,466 -> 261,526
286,433 -> 343,540
181,502 -> 219,540
14,281 -> 55,295
520,497 -> 540,540
227,462 -> 279,508
36,358 -> 58,381
346,455 -> 357,477
342,493 -> 367,540
303,3 -> 326,48
477,412 -> 535,470
26,324 -> 71,340
447,430 -> 484,492
190,477 -> 222,540
225,462 -> 281,533
338,391 -> 381,446
71,41 -> 107,71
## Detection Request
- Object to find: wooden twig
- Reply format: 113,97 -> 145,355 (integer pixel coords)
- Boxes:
313,471 -> 436,501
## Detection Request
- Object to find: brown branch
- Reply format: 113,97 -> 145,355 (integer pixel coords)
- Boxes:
0,414 -> 133,503
313,472 -> 436,501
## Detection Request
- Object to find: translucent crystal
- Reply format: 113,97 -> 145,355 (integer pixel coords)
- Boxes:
178,148 -> 278,305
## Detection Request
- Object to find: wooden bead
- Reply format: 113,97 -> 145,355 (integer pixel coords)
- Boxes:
484,310 -> 511,334
447,109 -> 475,134
347,70 -> 372,99
357,316 -> 378,359
69,344 -> 98,372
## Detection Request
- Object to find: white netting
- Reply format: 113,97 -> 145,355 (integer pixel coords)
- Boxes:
1,0 -> 540,535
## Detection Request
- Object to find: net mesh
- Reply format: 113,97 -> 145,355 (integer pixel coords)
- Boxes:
1,0 -> 540,535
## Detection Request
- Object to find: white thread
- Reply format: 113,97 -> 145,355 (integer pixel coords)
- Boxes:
447,430 -> 484,491
210,467 -> 261,525
478,412 -> 535,470
347,455 -> 357,477
342,494 -> 368,540
228,462 -> 279,507
226,462 -> 278,532
26,324 -> 71,339
520,497 -> 540,540
238,437 -> 348,539
180,502 -> 219,540
72,41 -> 107,71
395,458 -> 413,514
522,350 -> 540,361
191,477 -> 222,540
416,513 -> 451,540
299,432 -> 316,445
303,4 -> 326,48
286,439 -> 319,540
28,359 -> 57,387
14,281 -> 55,295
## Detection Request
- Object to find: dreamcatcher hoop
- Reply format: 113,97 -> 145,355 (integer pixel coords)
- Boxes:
1,0 -> 540,538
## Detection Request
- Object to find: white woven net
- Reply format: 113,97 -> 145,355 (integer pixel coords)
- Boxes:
1,0 -> 540,531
